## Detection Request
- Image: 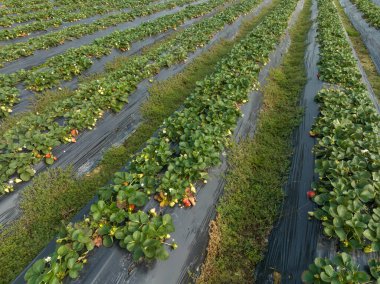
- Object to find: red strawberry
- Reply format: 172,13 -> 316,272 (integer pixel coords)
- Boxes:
45,153 -> 51,158
128,204 -> 135,211
71,129 -> 78,136
183,198 -> 191,207
307,191 -> 316,199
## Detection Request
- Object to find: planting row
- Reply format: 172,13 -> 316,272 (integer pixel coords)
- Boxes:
0,0 -> 223,117
22,0 -> 300,282
350,0 -> 380,29
0,0 -> 258,193
302,0 -> 380,282
0,0 -> 104,13
2,0 -> 53,9
0,0 -> 155,39
309,0 -> 380,256
0,0 -> 146,27
0,0 -> 105,26
0,2 -> 54,17
0,0 -> 193,65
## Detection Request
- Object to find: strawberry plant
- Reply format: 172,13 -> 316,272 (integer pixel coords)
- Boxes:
368,259 -> 380,280
302,253 -> 371,283
117,212 -> 175,261
0,86 -> 19,117
24,206 -> 175,283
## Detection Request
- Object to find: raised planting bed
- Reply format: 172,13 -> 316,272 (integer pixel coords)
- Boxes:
302,0 -> 380,282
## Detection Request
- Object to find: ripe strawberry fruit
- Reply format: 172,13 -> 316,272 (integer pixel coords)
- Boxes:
128,204 -> 135,211
183,198 -> 191,207
71,129 -> 79,136
307,191 -> 316,199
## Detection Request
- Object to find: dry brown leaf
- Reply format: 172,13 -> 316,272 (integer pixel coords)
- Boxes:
93,236 -> 102,248
116,200 -> 127,209
189,197 -> 196,206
